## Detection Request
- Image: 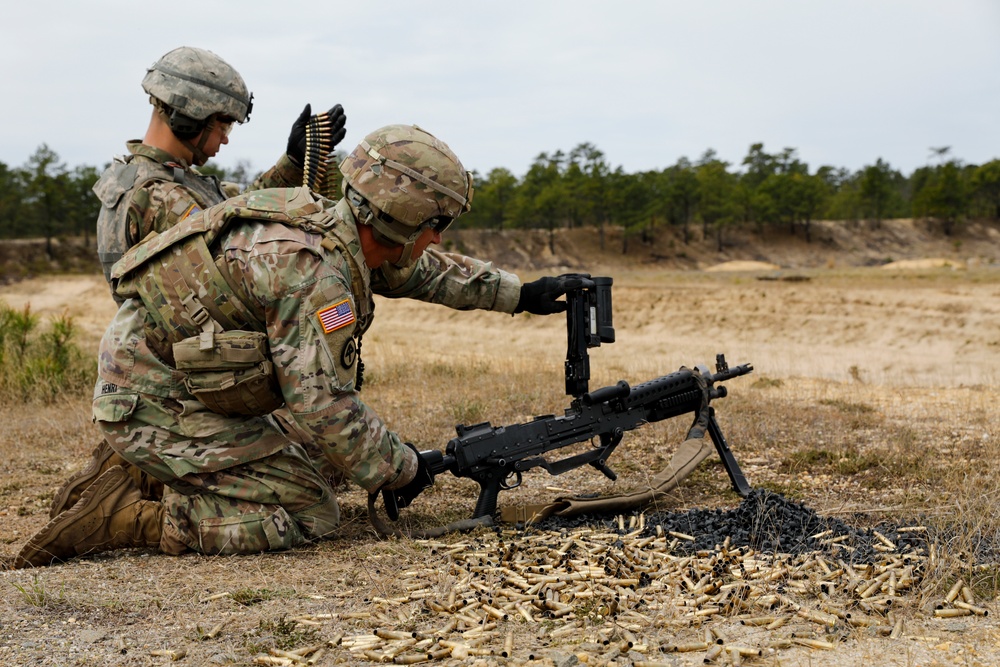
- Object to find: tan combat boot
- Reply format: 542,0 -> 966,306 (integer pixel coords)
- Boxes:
16,466 -> 163,569
49,440 -> 164,518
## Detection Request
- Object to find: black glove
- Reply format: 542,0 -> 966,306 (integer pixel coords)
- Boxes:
514,273 -> 594,315
286,103 -> 347,167
381,443 -> 435,521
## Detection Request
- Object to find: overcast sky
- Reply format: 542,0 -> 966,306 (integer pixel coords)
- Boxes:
3,1 -> 998,180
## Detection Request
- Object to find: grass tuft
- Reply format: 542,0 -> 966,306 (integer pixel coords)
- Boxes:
11,575 -> 63,608
0,299 -> 95,402
231,587 -> 285,606
245,615 -> 318,654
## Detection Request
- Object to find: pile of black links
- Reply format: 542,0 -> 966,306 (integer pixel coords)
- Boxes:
532,489 -> 932,564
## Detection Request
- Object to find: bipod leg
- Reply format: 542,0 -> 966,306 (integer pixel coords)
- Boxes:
707,407 -> 751,497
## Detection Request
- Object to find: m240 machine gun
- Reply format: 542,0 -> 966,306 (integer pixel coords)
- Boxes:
395,277 -> 753,521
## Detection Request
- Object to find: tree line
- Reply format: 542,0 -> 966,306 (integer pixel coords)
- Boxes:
2,142 -> 998,255
461,143 -> 1000,252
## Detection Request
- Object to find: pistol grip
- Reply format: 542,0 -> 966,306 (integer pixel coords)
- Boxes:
381,487 -> 401,521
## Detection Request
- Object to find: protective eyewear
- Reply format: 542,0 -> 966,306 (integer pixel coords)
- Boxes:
422,216 -> 454,235
215,116 -> 237,137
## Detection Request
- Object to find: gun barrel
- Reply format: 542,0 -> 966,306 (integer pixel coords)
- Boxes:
623,367 -> 699,409
713,362 -> 754,383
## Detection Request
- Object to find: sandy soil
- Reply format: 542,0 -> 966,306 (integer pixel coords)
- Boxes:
362,266 -> 1000,389
0,275 -> 118,345
6,266 -> 998,389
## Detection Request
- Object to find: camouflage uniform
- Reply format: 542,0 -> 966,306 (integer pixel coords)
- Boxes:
94,187 -> 520,555
93,141 -> 303,304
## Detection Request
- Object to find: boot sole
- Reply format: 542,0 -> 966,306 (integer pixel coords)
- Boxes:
15,466 -> 131,569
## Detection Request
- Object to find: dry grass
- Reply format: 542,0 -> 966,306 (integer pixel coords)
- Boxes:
1,267 -> 999,665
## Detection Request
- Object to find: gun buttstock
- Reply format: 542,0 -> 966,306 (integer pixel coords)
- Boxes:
420,450 -> 454,476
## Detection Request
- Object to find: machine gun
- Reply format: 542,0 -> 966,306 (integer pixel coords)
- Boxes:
406,277 -> 753,520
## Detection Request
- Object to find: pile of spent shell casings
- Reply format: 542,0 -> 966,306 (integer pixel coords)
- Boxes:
232,515 -> 992,666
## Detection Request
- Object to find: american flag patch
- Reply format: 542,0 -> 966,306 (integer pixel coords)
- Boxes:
317,299 -> 355,333
180,203 -> 202,220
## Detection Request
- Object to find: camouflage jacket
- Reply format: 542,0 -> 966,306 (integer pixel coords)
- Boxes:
95,188 -> 520,491
93,141 -> 303,304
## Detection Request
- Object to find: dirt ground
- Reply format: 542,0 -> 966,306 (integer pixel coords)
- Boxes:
0,241 -> 999,665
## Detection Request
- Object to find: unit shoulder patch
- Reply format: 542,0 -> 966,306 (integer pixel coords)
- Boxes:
341,338 -> 357,369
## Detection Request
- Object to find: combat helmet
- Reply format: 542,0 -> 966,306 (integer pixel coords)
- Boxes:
340,124 -> 474,265
142,46 -> 253,140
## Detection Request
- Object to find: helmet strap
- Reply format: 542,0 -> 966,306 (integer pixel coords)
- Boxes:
153,99 -> 210,166
346,186 -> 407,247
391,238 -> 418,268
345,186 -> 376,226
346,186 -> 421,268
181,117 -> 215,167
180,139 -> 209,167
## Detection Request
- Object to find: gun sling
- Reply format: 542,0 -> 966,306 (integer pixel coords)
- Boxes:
499,429 -> 713,525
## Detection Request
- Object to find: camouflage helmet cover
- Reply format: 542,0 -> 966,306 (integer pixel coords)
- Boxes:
141,46 -> 253,123
339,124 -> 474,243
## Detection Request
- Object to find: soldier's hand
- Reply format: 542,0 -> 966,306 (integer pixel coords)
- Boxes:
320,104 -> 347,151
515,273 -> 594,315
381,443 -> 435,521
287,103 -> 347,168
286,103 -> 311,167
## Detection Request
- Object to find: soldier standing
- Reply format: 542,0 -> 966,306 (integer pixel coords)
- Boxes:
15,124 -> 587,567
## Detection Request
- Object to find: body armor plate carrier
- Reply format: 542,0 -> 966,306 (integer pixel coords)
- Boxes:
94,152 -> 226,300
112,187 -> 369,417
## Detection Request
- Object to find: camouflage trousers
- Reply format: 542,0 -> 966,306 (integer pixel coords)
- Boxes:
95,392 -> 341,556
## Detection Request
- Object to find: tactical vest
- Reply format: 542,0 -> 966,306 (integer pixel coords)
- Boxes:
112,187 -> 372,417
94,151 -> 227,301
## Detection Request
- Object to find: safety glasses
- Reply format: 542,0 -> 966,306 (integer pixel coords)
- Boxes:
215,116 -> 237,137
423,216 -> 454,235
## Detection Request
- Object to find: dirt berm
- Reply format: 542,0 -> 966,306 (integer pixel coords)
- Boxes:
441,218 -> 1000,273
1,217 -> 998,284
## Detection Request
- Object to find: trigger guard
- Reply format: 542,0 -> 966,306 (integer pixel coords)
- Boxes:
500,470 -> 522,491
